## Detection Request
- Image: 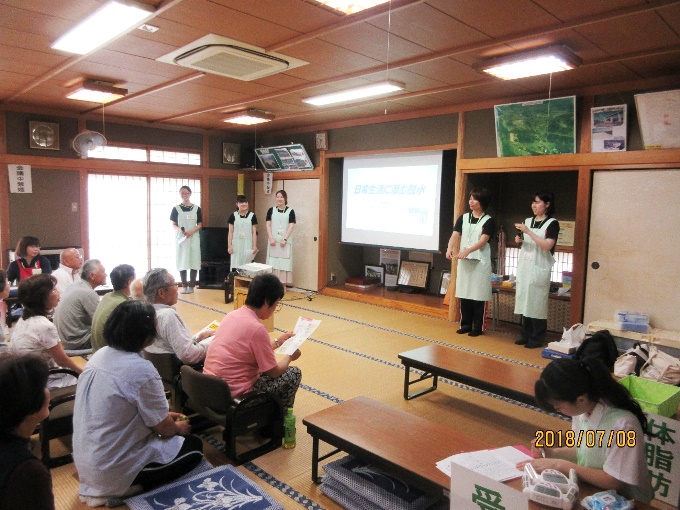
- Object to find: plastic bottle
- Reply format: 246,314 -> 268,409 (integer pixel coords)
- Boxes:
283,407 -> 296,449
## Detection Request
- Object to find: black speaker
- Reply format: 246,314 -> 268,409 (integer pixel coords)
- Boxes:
225,271 -> 236,303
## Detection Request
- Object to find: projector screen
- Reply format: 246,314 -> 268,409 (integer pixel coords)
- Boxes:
342,151 -> 442,251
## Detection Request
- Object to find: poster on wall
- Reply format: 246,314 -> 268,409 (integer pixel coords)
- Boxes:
255,144 -> 314,171
494,96 -> 576,157
379,249 -> 401,289
635,89 -> 680,149
591,105 -> 627,152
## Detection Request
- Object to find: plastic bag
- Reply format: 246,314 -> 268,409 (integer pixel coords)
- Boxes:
581,490 -> 633,510
640,346 -> 680,385
561,323 -> 587,348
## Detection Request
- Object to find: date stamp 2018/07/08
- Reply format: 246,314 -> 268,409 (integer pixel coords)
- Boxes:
535,429 -> 636,448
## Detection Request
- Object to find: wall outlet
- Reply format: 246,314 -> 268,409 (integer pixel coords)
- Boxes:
331,273 -> 336,282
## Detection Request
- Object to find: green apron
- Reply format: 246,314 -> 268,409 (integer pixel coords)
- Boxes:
266,207 -> 293,272
455,213 -> 492,302
230,211 -> 254,271
175,204 -> 201,271
514,217 -> 555,319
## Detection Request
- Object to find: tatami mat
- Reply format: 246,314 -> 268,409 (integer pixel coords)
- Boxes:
49,288 -> 568,510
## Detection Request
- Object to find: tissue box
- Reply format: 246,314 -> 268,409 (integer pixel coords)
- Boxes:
547,341 -> 577,354
613,321 -> 650,334
614,310 -> 649,324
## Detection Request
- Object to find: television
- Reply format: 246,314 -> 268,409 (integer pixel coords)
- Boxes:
200,227 -> 229,263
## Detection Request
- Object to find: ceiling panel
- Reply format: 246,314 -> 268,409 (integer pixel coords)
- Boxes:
0,0 -> 679,135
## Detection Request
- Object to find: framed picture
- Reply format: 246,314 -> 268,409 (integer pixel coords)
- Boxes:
365,264 -> 384,284
439,270 -> 451,296
397,260 -> 430,289
222,142 -> 241,165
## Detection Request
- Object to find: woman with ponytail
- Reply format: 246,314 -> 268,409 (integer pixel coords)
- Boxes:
518,357 -> 653,503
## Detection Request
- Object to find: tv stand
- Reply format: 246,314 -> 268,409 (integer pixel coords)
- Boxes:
199,261 -> 230,289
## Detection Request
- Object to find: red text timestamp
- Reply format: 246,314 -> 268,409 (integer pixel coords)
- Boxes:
535,429 -> 636,448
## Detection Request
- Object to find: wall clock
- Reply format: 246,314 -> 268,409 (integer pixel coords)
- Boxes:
315,131 -> 328,150
29,121 -> 60,150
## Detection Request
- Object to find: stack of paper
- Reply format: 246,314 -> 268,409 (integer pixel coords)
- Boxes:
436,446 -> 533,482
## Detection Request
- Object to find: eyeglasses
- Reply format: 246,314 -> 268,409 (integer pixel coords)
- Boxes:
162,282 -> 180,288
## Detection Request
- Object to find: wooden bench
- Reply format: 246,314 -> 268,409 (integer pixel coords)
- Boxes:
398,344 -> 541,406
302,396 -> 656,510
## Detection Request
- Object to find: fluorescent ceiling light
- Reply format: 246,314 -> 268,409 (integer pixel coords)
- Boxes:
303,80 -> 405,106
475,46 -> 582,80
314,0 -> 389,15
223,109 -> 274,125
52,0 -> 154,55
67,80 -> 128,103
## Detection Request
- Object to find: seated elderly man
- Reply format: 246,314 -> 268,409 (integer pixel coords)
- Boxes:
143,268 -> 214,364
130,278 -> 145,301
91,264 -> 135,352
54,259 -> 106,350
204,274 -> 302,410
51,248 -> 83,294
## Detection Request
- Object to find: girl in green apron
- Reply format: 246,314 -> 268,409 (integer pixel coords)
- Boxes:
518,358 -> 653,503
266,190 -> 296,286
446,188 -> 495,337
228,195 -> 258,271
170,186 -> 202,294
513,191 -> 559,348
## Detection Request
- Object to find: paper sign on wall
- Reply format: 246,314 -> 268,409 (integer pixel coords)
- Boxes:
263,172 -> 273,194
8,164 -> 32,193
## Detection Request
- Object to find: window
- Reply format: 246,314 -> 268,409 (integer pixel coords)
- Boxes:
504,247 -> 572,283
88,145 -> 201,166
88,174 -> 202,282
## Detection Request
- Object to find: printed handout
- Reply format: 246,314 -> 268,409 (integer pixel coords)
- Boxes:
276,316 -> 321,355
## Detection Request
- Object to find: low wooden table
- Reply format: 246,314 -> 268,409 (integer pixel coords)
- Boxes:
303,396 -> 488,497
398,344 -> 541,406
303,396 -> 656,510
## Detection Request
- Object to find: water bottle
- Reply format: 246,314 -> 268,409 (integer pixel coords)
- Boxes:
283,407 -> 296,449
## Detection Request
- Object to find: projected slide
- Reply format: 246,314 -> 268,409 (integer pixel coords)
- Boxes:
342,151 -> 442,251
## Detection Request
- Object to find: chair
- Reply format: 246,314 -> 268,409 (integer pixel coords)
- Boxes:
180,365 -> 283,464
143,351 -> 184,412
40,368 -> 79,468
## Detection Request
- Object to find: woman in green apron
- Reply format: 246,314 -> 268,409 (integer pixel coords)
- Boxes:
228,195 -> 258,271
513,191 -> 559,348
446,188 -> 495,337
266,190 -> 296,286
170,186 -> 202,294
518,358 -> 652,503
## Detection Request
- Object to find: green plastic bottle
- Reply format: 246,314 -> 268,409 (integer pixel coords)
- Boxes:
283,407 -> 296,449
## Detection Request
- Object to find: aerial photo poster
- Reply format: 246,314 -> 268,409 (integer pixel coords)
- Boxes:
494,96 -> 576,157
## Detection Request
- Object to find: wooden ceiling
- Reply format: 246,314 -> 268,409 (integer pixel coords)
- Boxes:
1,0 -> 680,135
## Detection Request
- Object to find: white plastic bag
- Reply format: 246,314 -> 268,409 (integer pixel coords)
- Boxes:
560,323 -> 587,348
614,354 -> 637,378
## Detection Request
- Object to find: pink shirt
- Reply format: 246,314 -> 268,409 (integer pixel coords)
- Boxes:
204,306 -> 277,397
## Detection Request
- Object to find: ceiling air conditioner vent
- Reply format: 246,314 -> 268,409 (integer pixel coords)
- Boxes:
158,35 -> 308,81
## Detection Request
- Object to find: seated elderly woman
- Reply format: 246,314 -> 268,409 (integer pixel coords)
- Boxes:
204,273 -> 302,410
0,353 -> 54,510
10,274 -> 81,388
73,300 -> 204,507
143,268 -> 214,364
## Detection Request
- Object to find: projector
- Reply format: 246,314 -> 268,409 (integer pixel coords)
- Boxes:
235,263 -> 273,278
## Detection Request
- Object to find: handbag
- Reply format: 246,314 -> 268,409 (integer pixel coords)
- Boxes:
640,346 -> 680,385
614,343 -> 650,378
561,323 -> 587,348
